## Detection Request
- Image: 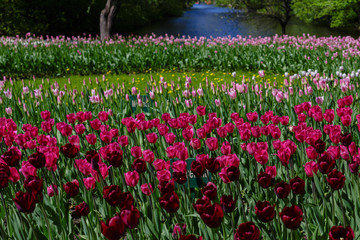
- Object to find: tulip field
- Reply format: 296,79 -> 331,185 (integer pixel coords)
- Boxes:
1,34 -> 360,240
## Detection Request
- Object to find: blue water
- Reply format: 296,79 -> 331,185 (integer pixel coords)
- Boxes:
135,4 -> 358,38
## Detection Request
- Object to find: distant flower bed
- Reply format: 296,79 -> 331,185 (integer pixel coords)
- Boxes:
0,34 -> 360,78
0,71 -> 359,239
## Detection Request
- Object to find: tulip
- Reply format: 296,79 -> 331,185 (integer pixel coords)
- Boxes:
101,215 -> 126,240
279,205 -> 303,229
234,221 -> 261,240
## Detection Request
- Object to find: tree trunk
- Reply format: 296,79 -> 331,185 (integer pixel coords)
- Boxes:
100,0 -> 119,41
280,20 -> 287,35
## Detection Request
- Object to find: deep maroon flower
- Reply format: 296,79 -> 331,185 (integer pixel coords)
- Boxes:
24,176 -> 43,197
63,179 -> 79,197
101,214 -> 126,240
193,196 -> 211,215
257,172 -> 272,189
159,191 -> 180,213
200,203 -> 224,228
312,139 -> 326,154
234,221 -> 261,240
75,202 -> 90,217
1,147 -> 21,167
326,169 -> 346,190
179,235 -> 202,240
201,182 -> 217,200
13,191 -> 37,213
205,157 -> 220,173
132,158 -> 147,173
191,160 -> 205,177
0,162 -> 10,189
279,205 -> 303,229
61,143 -> 79,159
27,151 -> 46,169
255,201 -> 275,222
120,205 -> 140,229
317,152 -> 335,174
290,177 -> 305,194
226,166 -> 240,181
220,195 -> 235,213
158,179 -> 175,195
119,192 -> 134,210
274,181 -> 291,199
329,226 -> 354,240
103,185 -> 122,206
340,133 -> 352,147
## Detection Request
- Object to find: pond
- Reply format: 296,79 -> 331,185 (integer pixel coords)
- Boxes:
135,3 -> 359,38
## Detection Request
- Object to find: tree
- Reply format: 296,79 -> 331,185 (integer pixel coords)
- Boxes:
233,0 -> 292,34
100,0 -> 120,40
262,0 -> 292,35
293,0 -> 360,29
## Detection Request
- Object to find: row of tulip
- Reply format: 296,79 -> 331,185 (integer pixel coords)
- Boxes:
1,33 -> 360,78
0,70 -> 359,239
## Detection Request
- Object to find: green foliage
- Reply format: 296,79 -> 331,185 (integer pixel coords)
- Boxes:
292,0 -> 360,28
0,35 -> 359,79
0,0 -> 192,36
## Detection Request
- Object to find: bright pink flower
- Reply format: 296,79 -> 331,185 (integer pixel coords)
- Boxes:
124,171 -> 139,187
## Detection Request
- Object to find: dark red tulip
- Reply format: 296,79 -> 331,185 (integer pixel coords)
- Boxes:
279,205 -> 303,229
257,172 -> 272,189
220,195 -> 235,213
201,182 -> 217,200
274,181 -> 291,199
103,185 -> 122,206
326,169 -> 346,190
132,158 -> 147,173
61,143 -> 79,159
329,226 -> 354,240
200,203 -> 224,228
119,192 -> 134,210
191,160 -> 205,177
75,202 -> 90,217
28,151 -> 46,169
120,205 -> 140,229
13,191 -> 37,213
226,166 -> 240,181
193,196 -> 211,215
158,179 -> 175,195
290,177 -> 305,194
255,201 -> 275,222
234,221 -> 261,240
312,139 -> 326,154
317,152 -> 335,174
159,191 -> 180,213
205,157 -> 220,173
0,162 -> 10,189
1,147 -> 21,167
340,133 -> 352,147
101,214 -> 126,240
24,176 -> 43,197
63,179 -> 79,197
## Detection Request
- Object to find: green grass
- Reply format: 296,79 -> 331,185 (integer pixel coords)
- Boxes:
18,69 -> 285,91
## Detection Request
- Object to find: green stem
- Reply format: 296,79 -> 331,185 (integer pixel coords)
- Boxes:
24,214 -> 39,240
0,191 -> 10,237
39,203 -> 52,240
331,190 -> 335,224
338,191 -> 347,226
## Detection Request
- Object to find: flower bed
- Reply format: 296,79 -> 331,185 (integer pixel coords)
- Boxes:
0,71 -> 359,239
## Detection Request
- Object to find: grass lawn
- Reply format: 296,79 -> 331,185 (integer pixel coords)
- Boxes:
15,69 -> 286,91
